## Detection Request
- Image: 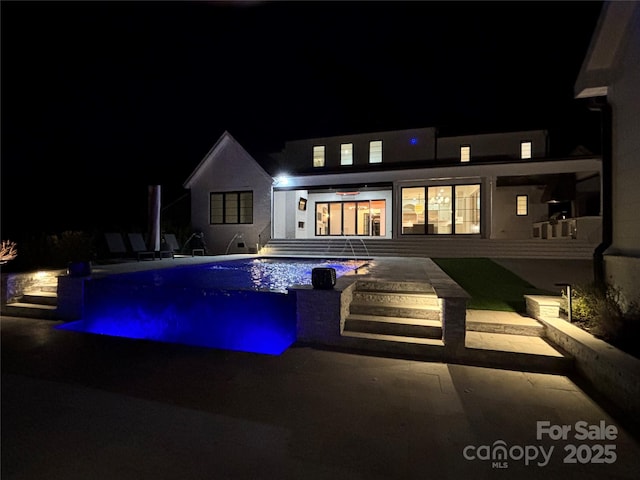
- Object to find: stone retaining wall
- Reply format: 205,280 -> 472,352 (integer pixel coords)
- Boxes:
538,315 -> 640,427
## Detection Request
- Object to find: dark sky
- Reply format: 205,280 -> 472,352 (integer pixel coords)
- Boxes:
1,0 -> 604,237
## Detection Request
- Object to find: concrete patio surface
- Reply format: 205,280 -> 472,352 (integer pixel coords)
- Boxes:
2,315 -> 640,480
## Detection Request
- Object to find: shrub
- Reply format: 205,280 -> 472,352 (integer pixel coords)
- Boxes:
568,281 -> 640,357
1,231 -> 97,272
49,230 -> 96,264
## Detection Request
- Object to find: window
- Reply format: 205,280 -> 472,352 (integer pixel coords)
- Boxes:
454,185 -> 481,233
369,140 -> 382,163
402,184 -> 480,235
521,141 -> 532,159
210,191 -> 253,224
401,187 -> 426,234
516,195 -> 528,216
428,186 -> 453,234
340,143 -> 353,165
313,145 -> 325,167
460,145 -> 471,163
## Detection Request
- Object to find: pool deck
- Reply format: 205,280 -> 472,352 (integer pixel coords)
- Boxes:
3,255 -> 640,479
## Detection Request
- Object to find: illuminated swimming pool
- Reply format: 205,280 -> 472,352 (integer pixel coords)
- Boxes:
57,257 -> 366,355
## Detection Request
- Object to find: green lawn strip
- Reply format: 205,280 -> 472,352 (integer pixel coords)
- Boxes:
433,258 -> 553,312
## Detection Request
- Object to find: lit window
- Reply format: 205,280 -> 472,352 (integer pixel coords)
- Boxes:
313,145 -> 325,167
460,145 -> 470,163
521,141 -> 532,159
341,143 -> 353,166
369,140 -> 382,163
516,195 -> 528,216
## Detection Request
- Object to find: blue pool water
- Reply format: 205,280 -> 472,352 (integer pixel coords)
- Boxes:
57,257 -> 366,355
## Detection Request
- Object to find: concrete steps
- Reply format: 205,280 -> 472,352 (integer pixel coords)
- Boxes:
1,284 -> 60,320
21,290 -> 58,306
263,238 -> 597,260
344,283 -> 443,340
340,279 -> 572,373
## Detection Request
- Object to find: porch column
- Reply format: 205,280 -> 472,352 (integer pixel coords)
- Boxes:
484,176 -> 496,239
147,185 -> 161,251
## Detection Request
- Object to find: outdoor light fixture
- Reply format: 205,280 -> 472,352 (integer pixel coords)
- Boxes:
312,267 -> 336,289
273,175 -> 290,186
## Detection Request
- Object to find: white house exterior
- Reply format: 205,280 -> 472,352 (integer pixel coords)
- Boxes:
183,132 -> 273,255
574,0 -> 640,306
184,127 -> 602,256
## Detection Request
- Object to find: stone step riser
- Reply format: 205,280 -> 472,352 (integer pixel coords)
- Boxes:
467,321 -> 545,337
39,285 -> 58,293
345,318 -> 442,339
20,293 -> 58,306
355,281 -> 435,293
352,291 -> 439,307
1,304 -> 59,320
339,332 -> 574,375
349,303 -> 441,320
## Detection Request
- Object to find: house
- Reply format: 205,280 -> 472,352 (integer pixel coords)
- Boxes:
184,127 -> 602,258
183,132 -> 274,255
574,0 -> 640,306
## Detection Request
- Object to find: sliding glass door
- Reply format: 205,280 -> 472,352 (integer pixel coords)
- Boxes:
315,200 -> 386,236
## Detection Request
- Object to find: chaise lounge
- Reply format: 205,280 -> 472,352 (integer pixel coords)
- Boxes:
127,233 -> 158,261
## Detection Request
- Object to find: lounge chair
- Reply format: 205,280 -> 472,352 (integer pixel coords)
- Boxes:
163,233 -> 181,255
104,232 -> 129,261
127,233 -> 157,261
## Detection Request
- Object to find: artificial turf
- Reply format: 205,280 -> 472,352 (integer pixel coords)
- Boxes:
432,258 -> 553,312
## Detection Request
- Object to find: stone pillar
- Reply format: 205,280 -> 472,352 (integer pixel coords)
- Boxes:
293,281 -> 356,345
441,297 -> 467,356
294,287 -> 343,344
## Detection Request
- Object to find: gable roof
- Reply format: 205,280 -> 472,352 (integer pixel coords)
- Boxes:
183,130 -> 272,189
574,1 -> 638,99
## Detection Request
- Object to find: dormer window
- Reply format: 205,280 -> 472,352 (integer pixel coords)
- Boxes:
341,143 -> 353,166
521,141 -> 532,159
460,145 -> 471,163
369,140 -> 382,163
313,145 -> 325,167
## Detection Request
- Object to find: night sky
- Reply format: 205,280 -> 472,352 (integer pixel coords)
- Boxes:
1,0 -> 604,238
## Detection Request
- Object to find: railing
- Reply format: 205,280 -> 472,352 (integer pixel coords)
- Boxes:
224,233 -> 244,255
257,222 -> 271,253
